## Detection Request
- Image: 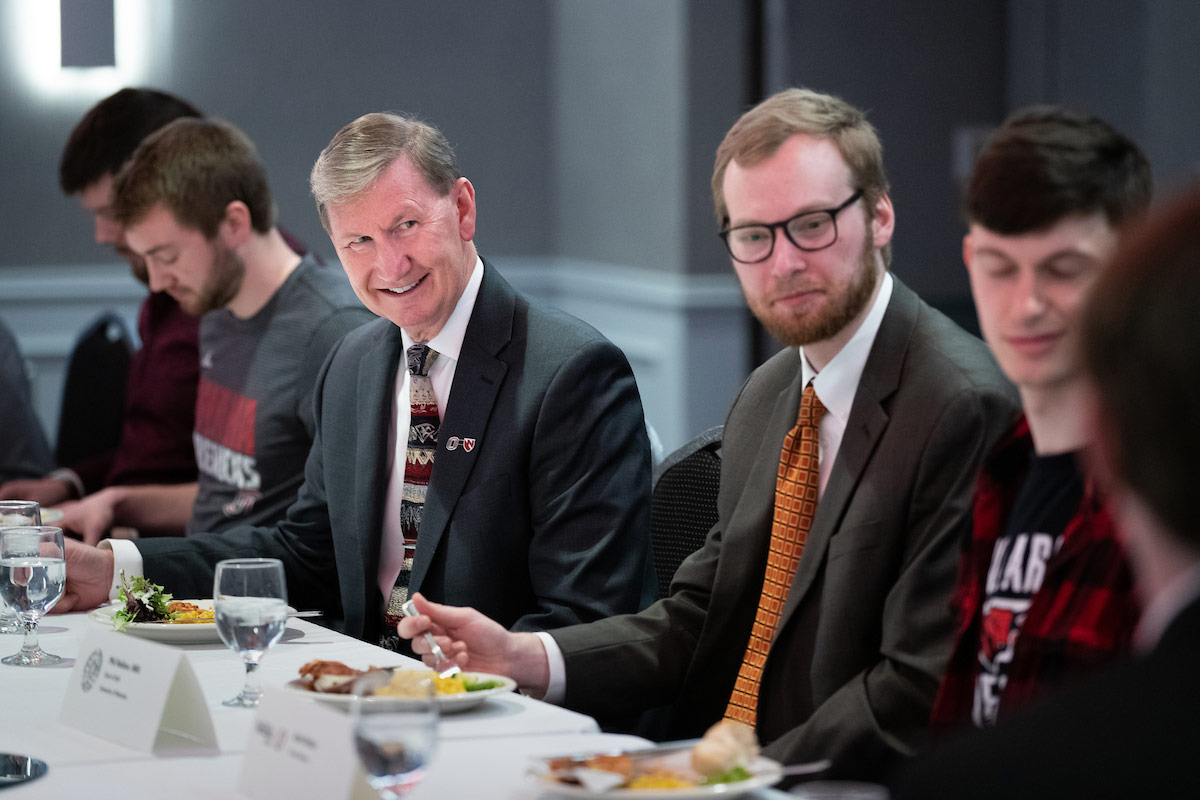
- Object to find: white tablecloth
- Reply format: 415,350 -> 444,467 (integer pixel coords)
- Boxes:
0,611 -> 791,798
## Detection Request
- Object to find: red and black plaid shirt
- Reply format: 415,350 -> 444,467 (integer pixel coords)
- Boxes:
929,417 -> 1139,732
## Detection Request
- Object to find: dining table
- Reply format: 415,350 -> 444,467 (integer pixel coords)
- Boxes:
0,608 -> 795,799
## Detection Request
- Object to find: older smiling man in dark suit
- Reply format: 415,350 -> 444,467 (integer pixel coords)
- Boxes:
58,112 -> 655,646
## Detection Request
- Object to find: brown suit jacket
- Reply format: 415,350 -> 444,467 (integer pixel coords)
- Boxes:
552,278 -> 1019,778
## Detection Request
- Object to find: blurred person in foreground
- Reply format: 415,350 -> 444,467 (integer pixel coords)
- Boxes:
396,88 -> 1019,778
56,118 -> 372,543
928,107 -> 1151,733
895,186 -> 1200,799
0,89 -> 202,507
57,112 -> 655,647
0,318 -> 54,483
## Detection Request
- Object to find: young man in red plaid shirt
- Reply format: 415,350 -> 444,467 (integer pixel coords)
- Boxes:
898,185 -> 1200,800
928,106 -> 1151,730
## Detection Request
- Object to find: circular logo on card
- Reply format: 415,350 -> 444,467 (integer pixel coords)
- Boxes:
81,648 -> 103,692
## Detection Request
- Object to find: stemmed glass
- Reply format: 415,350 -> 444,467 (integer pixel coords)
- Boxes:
0,526 -> 65,666
352,670 -> 439,799
213,558 -> 288,707
0,501 -> 41,635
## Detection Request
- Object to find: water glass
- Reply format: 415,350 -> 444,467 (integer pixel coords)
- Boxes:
213,558 -> 288,707
0,501 -> 41,635
352,671 -> 439,799
0,526 -> 65,666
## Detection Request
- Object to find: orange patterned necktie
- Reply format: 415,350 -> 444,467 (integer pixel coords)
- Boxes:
725,383 -> 826,726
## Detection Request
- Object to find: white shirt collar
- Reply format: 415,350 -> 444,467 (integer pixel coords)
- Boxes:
399,255 -> 484,360
800,272 -> 894,419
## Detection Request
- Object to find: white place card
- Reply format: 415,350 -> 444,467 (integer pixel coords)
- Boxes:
238,687 -> 375,800
60,629 -> 218,754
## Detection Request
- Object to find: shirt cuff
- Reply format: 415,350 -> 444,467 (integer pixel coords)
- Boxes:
533,630 -> 567,705
98,538 -> 145,601
46,468 -> 84,500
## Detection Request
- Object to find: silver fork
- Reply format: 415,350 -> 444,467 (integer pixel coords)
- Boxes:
400,598 -> 462,679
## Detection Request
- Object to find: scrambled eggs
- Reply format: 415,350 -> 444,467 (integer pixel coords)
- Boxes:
166,601 -> 214,623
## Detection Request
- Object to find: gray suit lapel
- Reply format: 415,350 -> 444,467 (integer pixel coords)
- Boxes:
776,279 -> 920,634
410,261 -> 513,593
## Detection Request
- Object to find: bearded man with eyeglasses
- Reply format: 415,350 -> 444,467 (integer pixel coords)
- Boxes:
397,88 -> 1020,781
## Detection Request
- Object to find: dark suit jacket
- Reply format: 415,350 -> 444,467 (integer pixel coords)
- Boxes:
552,278 -> 1019,778
137,262 -> 654,641
894,593 -> 1200,799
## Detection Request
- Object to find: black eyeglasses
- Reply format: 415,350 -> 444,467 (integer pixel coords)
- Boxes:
719,189 -> 864,264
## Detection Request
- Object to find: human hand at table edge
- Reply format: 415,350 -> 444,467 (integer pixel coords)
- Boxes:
398,593 -> 551,697
56,488 -> 119,545
0,475 -> 72,506
53,539 -> 115,613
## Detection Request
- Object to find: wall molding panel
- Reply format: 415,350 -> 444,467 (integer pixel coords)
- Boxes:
2,259 -> 749,457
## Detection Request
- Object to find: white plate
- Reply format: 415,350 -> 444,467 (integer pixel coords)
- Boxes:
88,600 -> 294,645
529,756 -> 783,798
40,508 -> 64,524
282,670 -> 517,714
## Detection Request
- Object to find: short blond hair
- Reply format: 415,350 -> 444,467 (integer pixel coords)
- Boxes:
310,112 -> 460,232
712,88 -> 891,264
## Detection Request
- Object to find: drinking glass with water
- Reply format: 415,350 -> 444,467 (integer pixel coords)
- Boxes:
0,500 -> 42,635
213,558 -> 288,707
352,670 -> 439,798
0,525 -> 65,666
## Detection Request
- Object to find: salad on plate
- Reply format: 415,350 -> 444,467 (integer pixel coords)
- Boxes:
111,573 -> 214,630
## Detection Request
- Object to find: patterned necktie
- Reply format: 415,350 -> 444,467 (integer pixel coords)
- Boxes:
724,383 -> 826,726
383,343 -> 440,629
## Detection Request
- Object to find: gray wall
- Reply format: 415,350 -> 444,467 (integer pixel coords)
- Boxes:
1009,0 -> 1200,193
4,2 -> 1199,273
2,0 -> 1199,449
0,0 -> 558,267
779,0 -> 1008,309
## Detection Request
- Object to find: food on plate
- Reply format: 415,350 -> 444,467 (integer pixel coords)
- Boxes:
113,573 -> 173,629
542,720 -> 761,791
166,600 -> 215,623
295,660 -> 507,697
298,659 -> 381,694
690,720 -> 759,779
110,574 -> 216,630
628,773 -> 695,790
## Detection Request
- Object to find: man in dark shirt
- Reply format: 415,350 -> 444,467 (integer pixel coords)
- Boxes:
2,89 -> 313,512
0,89 -> 202,507
928,106 -> 1151,730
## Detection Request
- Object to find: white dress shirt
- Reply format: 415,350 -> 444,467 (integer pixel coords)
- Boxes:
106,257 -> 487,605
535,272 -> 895,702
802,272 -> 894,497
377,258 -> 484,604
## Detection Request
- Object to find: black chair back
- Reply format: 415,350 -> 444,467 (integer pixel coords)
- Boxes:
650,425 -> 723,599
55,312 -> 132,467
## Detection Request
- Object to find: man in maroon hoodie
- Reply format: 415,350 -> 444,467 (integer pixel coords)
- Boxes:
0,89 -> 202,511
